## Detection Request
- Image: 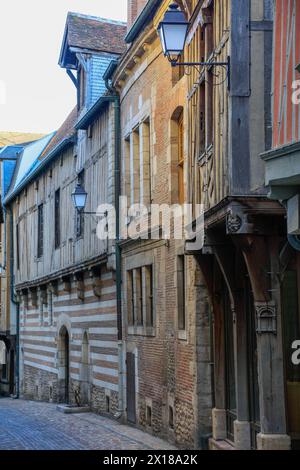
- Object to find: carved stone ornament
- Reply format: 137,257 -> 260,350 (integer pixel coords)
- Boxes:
255,301 -> 277,334
226,211 -> 242,234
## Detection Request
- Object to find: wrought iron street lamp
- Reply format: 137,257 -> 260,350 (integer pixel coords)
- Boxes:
158,3 -> 230,87
71,183 -> 108,217
158,3 -> 189,62
72,183 -> 87,212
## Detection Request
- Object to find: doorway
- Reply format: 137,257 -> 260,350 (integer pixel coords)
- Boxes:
224,288 -> 237,442
80,332 -> 89,404
126,351 -> 136,423
9,349 -> 15,396
58,326 -> 69,403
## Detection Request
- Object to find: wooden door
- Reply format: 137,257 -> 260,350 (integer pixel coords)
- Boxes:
126,352 -> 136,424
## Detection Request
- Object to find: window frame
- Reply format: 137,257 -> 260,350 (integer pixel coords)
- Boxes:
177,113 -> 184,205
37,203 -> 44,259
127,264 -> 155,335
54,188 -> 61,249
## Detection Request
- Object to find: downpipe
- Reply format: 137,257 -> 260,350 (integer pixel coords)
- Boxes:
8,206 -> 20,399
106,74 -> 125,420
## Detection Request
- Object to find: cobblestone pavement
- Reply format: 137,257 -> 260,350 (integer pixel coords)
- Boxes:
0,398 -> 176,450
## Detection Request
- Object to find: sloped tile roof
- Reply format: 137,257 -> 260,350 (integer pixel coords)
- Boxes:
66,12 -> 127,55
40,106 -> 78,160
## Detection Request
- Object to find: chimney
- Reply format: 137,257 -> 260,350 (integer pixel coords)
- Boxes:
127,0 -> 148,31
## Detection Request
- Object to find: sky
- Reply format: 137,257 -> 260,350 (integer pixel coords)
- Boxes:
0,0 -> 127,134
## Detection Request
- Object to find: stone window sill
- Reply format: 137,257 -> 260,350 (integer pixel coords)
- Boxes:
178,329 -> 187,341
128,325 -> 156,337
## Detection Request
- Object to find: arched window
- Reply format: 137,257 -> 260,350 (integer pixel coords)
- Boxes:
170,107 -> 184,204
177,112 -> 184,205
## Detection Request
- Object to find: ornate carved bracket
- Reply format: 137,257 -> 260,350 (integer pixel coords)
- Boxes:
226,208 -> 254,235
255,301 -> 277,334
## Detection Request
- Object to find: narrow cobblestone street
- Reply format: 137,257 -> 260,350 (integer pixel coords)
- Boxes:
0,398 -> 176,450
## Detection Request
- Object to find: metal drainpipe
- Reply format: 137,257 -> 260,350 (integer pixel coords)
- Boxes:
8,206 -> 19,398
105,76 -> 124,419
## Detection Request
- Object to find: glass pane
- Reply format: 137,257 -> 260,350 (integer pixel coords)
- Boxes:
164,24 -> 187,53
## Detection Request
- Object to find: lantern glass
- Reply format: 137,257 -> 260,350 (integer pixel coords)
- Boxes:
160,23 -> 188,57
72,184 -> 87,211
158,4 -> 189,59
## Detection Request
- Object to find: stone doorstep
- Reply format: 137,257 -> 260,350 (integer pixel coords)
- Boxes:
209,438 -> 236,451
56,404 -> 91,414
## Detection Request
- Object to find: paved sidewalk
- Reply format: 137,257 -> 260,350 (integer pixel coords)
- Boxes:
0,398 -> 176,450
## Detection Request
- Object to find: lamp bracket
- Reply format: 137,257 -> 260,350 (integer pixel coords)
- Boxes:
170,57 -> 231,89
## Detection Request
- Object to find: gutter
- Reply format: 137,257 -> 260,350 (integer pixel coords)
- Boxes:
75,96 -> 115,130
125,0 -> 162,44
4,135 -> 75,206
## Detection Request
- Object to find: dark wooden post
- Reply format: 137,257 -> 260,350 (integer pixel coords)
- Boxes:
240,235 -> 291,450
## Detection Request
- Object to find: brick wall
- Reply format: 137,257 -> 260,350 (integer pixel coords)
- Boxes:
127,0 -> 148,30
118,34 -> 212,448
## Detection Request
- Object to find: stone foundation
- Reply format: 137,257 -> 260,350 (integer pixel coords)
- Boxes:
23,365 -> 58,402
234,420 -> 251,450
257,433 -> 291,450
22,365 -> 119,419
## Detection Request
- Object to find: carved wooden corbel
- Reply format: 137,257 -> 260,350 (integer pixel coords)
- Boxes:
89,268 -> 102,298
29,288 -> 38,308
61,276 -> 71,294
39,287 -> 48,306
73,273 -> 84,301
48,281 -> 58,297
226,207 -> 254,235
142,43 -> 150,53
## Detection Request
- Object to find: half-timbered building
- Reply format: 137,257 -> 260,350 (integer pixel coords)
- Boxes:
185,0 -> 291,450
0,134 -> 44,397
3,13 -> 127,415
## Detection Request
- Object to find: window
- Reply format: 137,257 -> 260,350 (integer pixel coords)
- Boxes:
178,114 -> 184,205
127,270 -> 135,326
204,14 -> 214,148
135,268 -> 143,326
127,265 -> 154,331
37,204 -> 44,258
145,265 -> 153,327
124,136 -> 131,200
140,119 -> 151,206
16,223 -> 20,270
131,128 -> 140,205
54,189 -> 60,249
76,171 -> 84,238
199,82 -> 206,152
177,256 -> 186,331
